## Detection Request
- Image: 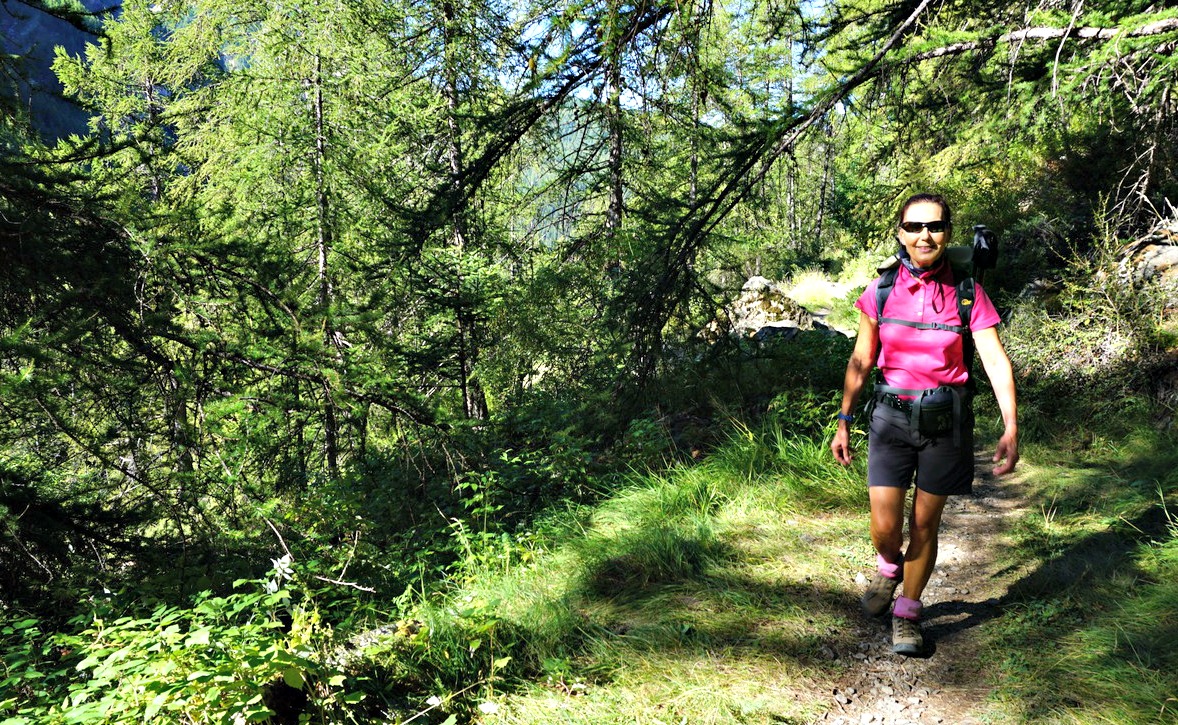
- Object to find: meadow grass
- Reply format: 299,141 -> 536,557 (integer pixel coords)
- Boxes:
376,422 -> 874,724
782,267 -> 865,334
980,425 -> 1178,724
783,268 -> 849,311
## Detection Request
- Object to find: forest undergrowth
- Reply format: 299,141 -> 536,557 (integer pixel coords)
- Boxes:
2,245 -> 1177,724
3,364 -> 1176,723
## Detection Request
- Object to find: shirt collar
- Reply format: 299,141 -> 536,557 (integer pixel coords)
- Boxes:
898,257 -> 951,288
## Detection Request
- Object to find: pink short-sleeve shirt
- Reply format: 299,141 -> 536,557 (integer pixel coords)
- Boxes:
855,263 -> 1002,391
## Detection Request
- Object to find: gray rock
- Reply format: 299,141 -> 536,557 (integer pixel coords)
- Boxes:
752,323 -> 800,344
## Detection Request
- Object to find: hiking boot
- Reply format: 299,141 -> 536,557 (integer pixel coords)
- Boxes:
860,573 -> 901,617
892,616 -> 923,655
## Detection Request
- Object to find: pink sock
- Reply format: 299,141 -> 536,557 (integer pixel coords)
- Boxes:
893,596 -> 922,620
876,553 -> 902,580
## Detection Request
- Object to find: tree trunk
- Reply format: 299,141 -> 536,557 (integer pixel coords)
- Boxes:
815,121 -> 833,245
312,53 -> 341,480
443,0 -> 488,420
605,6 -> 624,238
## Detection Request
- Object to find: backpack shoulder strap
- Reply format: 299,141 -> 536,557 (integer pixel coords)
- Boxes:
954,269 -> 977,380
872,268 -> 897,376
876,266 -> 898,323
955,273 -> 975,329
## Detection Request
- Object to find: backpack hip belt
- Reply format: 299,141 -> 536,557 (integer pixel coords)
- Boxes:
872,383 -> 972,446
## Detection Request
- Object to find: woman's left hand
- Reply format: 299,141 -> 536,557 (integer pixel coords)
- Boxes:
992,429 -> 1019,475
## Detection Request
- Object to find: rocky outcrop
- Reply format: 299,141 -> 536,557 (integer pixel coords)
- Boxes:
1116,216 -> 1178,302
701,276 -> 818,343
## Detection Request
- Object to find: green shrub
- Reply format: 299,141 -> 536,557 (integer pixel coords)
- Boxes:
0,563 -> 365,724
999,217 -> 1176,441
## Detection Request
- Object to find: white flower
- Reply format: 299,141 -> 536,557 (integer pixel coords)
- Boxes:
478,701 -> 500,714
426,695 -> 443,707
270,554 -> 294,582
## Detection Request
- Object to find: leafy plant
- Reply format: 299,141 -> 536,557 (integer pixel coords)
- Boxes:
1,562 -> 365,725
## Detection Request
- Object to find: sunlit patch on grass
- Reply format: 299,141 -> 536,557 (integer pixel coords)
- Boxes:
390,416 -> 875,723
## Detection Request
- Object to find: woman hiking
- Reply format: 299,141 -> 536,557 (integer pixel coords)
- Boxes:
829,192 -> 1019,655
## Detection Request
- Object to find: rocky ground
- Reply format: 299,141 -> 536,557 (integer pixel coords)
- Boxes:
812,456 -> 1030,725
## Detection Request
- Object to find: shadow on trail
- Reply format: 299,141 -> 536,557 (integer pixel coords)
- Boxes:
580,541 -> 866,668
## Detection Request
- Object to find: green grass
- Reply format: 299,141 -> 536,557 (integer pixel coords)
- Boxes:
9,405 -> 1174,724
356,423 -> 874,724
980,427 -> 1178,724
365,408 -> 1178,725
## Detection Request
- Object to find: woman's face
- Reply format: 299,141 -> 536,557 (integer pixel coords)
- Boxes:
898,200 -> 951,269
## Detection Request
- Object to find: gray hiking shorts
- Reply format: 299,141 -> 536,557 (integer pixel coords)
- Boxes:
866,399 -> 974,496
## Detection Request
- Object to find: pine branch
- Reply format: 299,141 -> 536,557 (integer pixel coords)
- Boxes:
616,0 -> 939,387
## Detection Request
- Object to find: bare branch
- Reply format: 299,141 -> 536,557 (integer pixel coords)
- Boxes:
1052,1 -> 1086,98
264,517 -> 293,559
311,575 -> 376,593
907,17 -> 1178,64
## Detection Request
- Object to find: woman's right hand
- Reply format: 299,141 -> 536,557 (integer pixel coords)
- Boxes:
832,312 -> 877,467
831,424 -> 854,465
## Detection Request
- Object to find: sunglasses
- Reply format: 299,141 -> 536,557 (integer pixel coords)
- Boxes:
899,220 -> 948,234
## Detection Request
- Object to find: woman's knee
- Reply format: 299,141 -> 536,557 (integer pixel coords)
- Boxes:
907,511 -> 943,543
909,492 -> 948,536
871,509 -> 905,546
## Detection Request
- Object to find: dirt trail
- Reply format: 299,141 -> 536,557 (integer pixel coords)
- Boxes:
812,455 -> 1032,725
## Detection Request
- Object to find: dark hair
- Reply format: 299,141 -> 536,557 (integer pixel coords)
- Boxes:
897,193 -> 952,226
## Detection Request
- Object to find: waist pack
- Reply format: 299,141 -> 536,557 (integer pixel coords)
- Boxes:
873,384 -> 971,444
